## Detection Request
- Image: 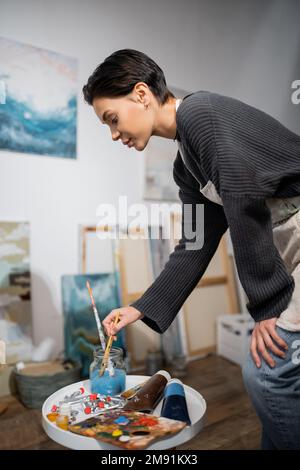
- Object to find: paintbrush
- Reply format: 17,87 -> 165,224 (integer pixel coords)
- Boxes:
119,380 -> 149,400
86,281 -> 106,351
99,311 -> 120,376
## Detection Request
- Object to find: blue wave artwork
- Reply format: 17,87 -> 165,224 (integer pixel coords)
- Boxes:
0,37 -> 77,159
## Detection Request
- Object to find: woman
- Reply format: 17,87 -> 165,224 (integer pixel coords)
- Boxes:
83,49 -> 300,449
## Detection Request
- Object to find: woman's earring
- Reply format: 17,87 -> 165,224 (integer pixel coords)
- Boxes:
144,104 -> 148,110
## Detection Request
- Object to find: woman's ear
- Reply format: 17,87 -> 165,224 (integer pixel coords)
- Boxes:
134,82 -> 151,107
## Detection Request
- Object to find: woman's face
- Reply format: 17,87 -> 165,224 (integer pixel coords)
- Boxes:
92,84 -> 155,151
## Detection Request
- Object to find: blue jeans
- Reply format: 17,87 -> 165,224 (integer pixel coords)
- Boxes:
242,326 -> 300,449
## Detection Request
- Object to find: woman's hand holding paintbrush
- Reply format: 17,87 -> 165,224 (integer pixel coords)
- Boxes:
99,307 -> 144,376
103,306 -> 144,336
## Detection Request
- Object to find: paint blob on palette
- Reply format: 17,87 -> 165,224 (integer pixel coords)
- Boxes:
68,410 -> 186,450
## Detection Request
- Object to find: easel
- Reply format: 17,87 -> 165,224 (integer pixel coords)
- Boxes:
81,225 -> 160,370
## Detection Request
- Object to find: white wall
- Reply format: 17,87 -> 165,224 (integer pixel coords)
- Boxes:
0,0 -> 299,354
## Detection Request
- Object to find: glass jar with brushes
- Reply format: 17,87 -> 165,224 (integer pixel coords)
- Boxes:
89,347 -> 126,396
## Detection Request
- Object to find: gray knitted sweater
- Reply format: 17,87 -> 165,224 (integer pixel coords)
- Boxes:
131,91 -> 300,333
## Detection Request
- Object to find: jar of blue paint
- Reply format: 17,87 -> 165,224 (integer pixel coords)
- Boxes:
90,347 -> 126,396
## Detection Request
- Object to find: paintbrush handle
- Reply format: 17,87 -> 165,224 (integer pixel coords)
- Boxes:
120,381 -> 148,399
92,306 -> 106,350
99,336 -> 114,376
87,281 -> 107,351
99,311 -> 120,376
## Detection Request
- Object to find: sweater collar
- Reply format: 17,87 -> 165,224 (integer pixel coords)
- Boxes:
174,93 -> 193,142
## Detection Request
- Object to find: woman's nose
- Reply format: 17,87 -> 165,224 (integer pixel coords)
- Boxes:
112,130 -> 121,141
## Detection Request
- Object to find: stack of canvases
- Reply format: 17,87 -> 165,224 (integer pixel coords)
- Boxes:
0,222 -> 33,396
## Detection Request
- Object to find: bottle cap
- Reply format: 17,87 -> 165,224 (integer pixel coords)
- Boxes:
167,378 -> 183,385
59,403 -> 71,415
156,370 -> 171,381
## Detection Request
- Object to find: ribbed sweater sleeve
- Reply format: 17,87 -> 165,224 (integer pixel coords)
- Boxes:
221,193 -> 295,321
130,152 -> 228,334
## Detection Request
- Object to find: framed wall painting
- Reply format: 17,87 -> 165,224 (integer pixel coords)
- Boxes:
0,37 -> 77,158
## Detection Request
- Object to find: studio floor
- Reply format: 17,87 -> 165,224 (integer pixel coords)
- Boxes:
0,355 -> 261,450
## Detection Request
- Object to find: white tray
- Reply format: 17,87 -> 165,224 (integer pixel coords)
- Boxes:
42,375 -> 206,450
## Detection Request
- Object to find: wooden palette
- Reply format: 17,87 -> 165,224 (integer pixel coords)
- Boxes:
68,410 -> 186,450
